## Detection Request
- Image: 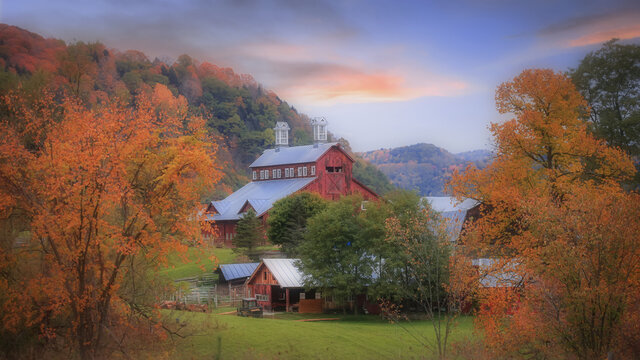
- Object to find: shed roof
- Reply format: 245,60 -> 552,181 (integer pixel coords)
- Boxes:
263,258 -> 303,288
249,142 -> 347,167
207,177 -> 316,221
219,263 -> 259,282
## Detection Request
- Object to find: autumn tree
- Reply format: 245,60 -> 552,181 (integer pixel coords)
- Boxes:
448,69 -> 638,359
0,85 -> 221,358
232,209 -> 263,261
266,192 -> 328,256
385,201 -> 479,359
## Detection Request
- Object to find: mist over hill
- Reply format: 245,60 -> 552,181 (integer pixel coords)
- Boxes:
359,143 -> 492,196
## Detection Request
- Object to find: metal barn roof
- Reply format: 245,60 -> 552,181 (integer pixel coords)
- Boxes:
424,197 -> 480,242
426,196 -> 479,213
219,263 -> 259,281
249,142 -> 338,167
207,177 -> 316,221
263,258 -> 303,288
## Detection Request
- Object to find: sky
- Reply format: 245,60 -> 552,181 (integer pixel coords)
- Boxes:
2,0 -> 640,153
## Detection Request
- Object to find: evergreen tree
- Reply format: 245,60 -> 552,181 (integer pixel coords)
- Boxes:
233,209 -> 263,261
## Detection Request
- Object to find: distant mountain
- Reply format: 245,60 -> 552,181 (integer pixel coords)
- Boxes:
359,143 -> 492,196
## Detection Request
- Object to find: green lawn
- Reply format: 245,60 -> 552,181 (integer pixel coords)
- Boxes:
160,247 -> 237,280
168,311 -> 477,359
160,246 -> 281,280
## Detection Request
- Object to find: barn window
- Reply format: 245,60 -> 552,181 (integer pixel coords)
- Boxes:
277,169 -> 282,178
300,293 -> 306,300
264,170 -> 269,180
272,169 -> 277,179
260,170 -> 264,179
326,167 -> 333,173
290,167 -> 294,177
303,166 -> 308,176
361,201 -> 369,211
263,272 -> 267,280
297,167 -> 302,176
252,171 -> 257,180
284,168 -> 289,177
311,166 -> 316,175
335,167 -> 343,173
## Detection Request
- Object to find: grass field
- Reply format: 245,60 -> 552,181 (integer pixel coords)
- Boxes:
160,245 -> 281,280
160,247 -> 237,280
168,311 -> 477,359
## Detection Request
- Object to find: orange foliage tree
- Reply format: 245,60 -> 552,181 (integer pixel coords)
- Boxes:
448,69 -> 639,359
0,85 -> 221,358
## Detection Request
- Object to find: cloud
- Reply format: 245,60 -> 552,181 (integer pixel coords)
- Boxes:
539,9 -> 640,47
264,61 -> 469,104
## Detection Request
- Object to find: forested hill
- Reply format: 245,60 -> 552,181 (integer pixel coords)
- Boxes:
360,143 -> 492,196
0,24 -> 394,198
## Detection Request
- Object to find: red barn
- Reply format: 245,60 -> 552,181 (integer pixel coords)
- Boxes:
204,119 -> 378,246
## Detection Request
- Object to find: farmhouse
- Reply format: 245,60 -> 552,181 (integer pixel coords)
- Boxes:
204,118 -> 378,246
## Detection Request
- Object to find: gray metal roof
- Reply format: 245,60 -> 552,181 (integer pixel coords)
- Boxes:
249,142 -> 338,168
219,263 -> 259,281
424,197 -> 480,242
207,177 -> 316,221
425,196 -> 479,213
263,258 -> 303,288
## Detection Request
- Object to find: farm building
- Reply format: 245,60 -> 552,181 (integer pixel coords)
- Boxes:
203,118 -> 378,246
424,196 -> 480,242
217,263 -> 259,286
245,258 -> 323,313
245,258 -> 380,314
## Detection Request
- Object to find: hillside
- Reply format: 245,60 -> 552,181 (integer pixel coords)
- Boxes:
360,143 -> 492,196
0,24 -> 394,198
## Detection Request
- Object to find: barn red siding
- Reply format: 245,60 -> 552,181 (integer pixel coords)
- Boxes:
206,144 -> 378,246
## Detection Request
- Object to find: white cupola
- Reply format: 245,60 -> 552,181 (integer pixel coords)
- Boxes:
311,117 -> 327,143
274,121 -> 290,147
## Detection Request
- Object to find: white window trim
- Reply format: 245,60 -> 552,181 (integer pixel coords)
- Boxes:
311,166 -> 315,176
303,166 -> 308,176
264,170 -> 269,180
252,171 -> 257,180
290,167 -> 294,177
272,169 -> 277,179
297,167 -> 302,177
260,170 -> 264,180
285,168 -> 289,178
277,169 -> 282,178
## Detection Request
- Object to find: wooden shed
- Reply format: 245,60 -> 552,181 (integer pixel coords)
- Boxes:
245,259 -> 322,313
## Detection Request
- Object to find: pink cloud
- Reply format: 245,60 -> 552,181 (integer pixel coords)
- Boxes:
568,24 -> 640,47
